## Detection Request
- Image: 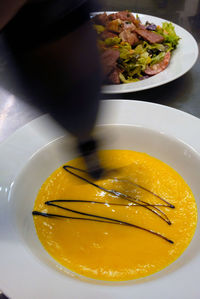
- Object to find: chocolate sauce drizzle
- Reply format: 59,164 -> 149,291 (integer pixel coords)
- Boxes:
32,201 -> 173,244
32,164 -> 175,244
62,165 -> 174,225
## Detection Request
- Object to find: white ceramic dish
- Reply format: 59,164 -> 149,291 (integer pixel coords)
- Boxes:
94,12 -> 199,94
1,100 -> 200,299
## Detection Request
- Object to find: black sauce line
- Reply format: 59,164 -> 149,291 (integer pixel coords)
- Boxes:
107,188 -> 171,225
46,201 -> 171,232
105,164 -> 175,209
32,210 -> 173,244
45,201 -> 123,221
32,211 -> 118,224
63,165 -> 171,225
63,165 -> 174,207
47,199 -> 170,207
47,199 -> 171,225
113,178 -> 175,208
46,201 -> 170,228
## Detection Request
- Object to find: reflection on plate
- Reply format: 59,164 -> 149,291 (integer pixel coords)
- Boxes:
0,100 -> 200,299
93,12 -> 199,94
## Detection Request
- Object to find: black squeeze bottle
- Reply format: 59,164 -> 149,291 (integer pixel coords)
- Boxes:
1,0 -> 103,178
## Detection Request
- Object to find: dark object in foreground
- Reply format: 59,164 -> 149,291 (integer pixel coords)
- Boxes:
1,0 -> 103,175
78,138 -> 104,179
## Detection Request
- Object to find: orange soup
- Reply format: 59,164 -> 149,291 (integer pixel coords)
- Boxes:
33,150 -> 197,281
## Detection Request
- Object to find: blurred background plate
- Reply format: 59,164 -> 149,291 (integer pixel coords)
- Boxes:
92,12 -> 199,93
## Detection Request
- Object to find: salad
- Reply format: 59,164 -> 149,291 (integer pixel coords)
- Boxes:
92,11 -> 180,84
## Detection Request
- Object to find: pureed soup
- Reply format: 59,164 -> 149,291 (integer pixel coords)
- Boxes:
32,150 -> 197,281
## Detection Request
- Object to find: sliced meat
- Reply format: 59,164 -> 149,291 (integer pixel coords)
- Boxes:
108,68 -> 121,84
93,13 -> 108,26
106,19 -> 136,35
135,28 -> 164,43
123,21 -> 136,31
108,12 -> 122,21
108,11 -> 136,24
106,19 -> 123,33
137,23 -> 146,30
144,52 -> 171,75
116,11 -> 136,23
101,49 -> 120,76
100,30 -> 117,40
119,30 -> 139,46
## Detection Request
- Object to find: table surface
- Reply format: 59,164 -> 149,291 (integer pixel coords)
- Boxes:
0,0 -> 199,144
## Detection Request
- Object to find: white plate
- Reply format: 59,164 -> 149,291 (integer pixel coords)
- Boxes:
1,100 -> 200,299
94,12 -> 199,94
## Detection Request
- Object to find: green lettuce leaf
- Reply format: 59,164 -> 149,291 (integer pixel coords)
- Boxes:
104,37 -> 121,46
157,22 -> 180,49
93,24 -> 105,34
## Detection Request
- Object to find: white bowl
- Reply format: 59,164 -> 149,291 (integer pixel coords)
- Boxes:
1,100 -> 200,299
